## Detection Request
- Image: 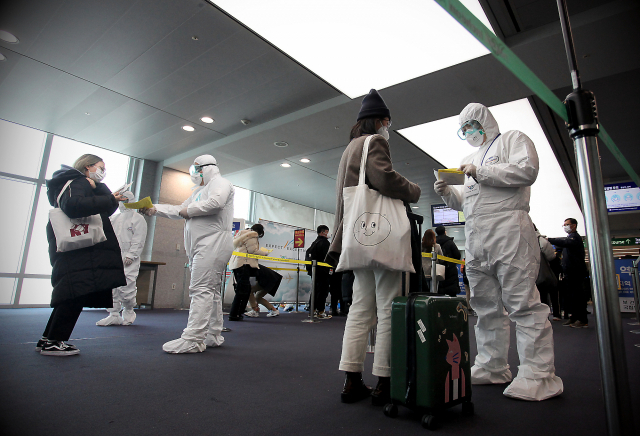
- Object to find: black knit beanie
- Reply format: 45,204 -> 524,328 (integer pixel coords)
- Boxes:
357,89 -> 391,121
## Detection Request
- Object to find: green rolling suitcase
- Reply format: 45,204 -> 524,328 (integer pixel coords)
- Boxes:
384,293 -> 474,430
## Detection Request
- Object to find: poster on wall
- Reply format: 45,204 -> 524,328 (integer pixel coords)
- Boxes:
615,259 -> 636,313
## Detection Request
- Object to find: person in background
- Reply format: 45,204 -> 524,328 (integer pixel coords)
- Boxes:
228,223 -> 270,320
329,270 -> 346,317
143,155 -> 234,353
326,89 -> 421,406
548,218 -> 589,328
421,229 -> 443,292
534,224 -> 560,321
38,154 -> 127,356
435,226 -> 462,296
434,103 -> 562,401
341,271 -> 355,315
306,225 -> 332,319
97,191 -> 147,326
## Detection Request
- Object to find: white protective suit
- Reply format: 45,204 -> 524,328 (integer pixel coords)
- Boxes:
97,191 -> 147,326
154,155 -> 234,353
435,103 -> 563,401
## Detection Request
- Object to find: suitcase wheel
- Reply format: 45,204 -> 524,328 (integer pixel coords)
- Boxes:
383,403 -> 398,418
462,401 -> 474,416
421,414 -> 438,430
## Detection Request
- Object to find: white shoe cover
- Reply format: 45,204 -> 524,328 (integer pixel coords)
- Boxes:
162,338 -> 206,354
471,364 -> 513,385
503,376 -> 563,401
204,333 -> 225,348
122,308 -> 136,325
96,314 -> 124,326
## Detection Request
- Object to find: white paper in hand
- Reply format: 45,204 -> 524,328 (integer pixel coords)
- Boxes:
436,169 -> 465,185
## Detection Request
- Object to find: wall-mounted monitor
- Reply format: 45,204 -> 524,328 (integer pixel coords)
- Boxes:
431,204 -> 465,227
605,182 -> 640,212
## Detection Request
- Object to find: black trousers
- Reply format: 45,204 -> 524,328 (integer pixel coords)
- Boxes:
563,275 -> 588,323
42,299 -> 84,341
309,271 -> 330,312
538,284 -> 561,318
329,271 -> 344,313
230,265 -> 254,317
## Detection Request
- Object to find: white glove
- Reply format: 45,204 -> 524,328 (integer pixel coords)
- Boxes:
142,207 -> 157,216
434,180 -> 450,196
460,163 -> 477,179
124,257 -> 134,266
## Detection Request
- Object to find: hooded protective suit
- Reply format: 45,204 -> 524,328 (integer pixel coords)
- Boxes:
97,191 -> 147,326
435,103 -> 563,401
154,155 -> 234,353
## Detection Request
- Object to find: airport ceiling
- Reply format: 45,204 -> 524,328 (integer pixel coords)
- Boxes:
0,0 -> 638,235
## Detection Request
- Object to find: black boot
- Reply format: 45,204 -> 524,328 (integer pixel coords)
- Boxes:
341,372 -> 372,403
371,376 -> 390,406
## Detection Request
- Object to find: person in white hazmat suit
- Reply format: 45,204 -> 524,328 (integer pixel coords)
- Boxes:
96,191 -> 147,326
433,103 -> 563,401
143,155 -> 234,354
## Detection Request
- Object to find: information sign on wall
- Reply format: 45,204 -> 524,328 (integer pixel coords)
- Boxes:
615,259 -> 636,313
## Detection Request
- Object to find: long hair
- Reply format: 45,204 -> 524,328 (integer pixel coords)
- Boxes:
350,117 -> 379,141
73,154 -> 103,173
422,229 -> 436,252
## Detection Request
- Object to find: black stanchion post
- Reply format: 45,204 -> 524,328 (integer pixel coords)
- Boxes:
431,248 -> 437,293
302,260 -> 319,323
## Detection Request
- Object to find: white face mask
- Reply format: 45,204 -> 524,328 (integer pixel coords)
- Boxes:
377,125 -> 390,141
88,166 -> 106,182
563,225 -> 572,234
466,130 -> 484,147
190,173 -> 203,185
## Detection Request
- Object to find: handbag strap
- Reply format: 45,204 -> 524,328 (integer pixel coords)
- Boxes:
56,180 -> 74,208
358,135 -> 377,186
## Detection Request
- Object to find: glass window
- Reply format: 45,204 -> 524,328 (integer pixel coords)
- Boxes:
0,119 -> 47,179
234,186 -> 251,221
25,188 -> 53,275
46,136 -> 130,192
19,278 -> 53,305
0,178 -> 35,273
0,278 -> 16,304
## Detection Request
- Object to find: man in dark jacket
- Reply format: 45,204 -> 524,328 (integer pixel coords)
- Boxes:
435,226 -> 462,297
548,218 -> 588,328
307,225 -> 331,319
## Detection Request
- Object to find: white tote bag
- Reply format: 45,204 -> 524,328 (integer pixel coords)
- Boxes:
336,135 -> 415,273
49,180 -> 107,252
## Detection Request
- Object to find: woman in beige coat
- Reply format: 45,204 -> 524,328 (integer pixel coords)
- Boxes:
327,89 -> 421,406
228,224 -> 268,320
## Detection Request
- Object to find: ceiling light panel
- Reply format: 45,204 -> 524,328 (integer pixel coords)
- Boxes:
212,1 -> 493,98
399,98 -> 584,237
201,117 -> 214,123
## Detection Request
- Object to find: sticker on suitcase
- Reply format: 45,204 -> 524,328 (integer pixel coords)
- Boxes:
417,319 -> 427,343
445,333 -> 467,403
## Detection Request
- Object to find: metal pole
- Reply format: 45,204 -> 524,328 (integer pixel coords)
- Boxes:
295,249 -> 300,312
556,2 -> 634,434
630,257 -> 640,327
431,247 -> 437,293
302,260 -> 320,323
574,136 -> 634,436
181,262 -> 189,310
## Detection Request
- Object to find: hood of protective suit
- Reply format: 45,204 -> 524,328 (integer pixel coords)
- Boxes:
459,103 -> 500,144
194,154 -> 220,185
118,190 -> 136,212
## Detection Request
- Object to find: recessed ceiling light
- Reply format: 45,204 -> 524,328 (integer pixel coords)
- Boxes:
182,125 -> 195,132
280,163 -> 291,168
300,158 -> 310,163
274,141 -> 288,148
412,206 -> 419,209
192,36 -> 199,41
200,116 -> 214,123
241,119 -> 251,125
84,112 -> 90,115
0,30 -> 19,44
0,52 -> 5,61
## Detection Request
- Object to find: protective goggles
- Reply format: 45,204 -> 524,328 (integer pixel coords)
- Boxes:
189,163 -> 216,177
457,120 -> 484,140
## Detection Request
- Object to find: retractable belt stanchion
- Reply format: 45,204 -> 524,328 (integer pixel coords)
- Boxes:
556,2 -> 633,435
295,263 -> 301,313
180,262 -> 189,310
302,260 -> 320,323
630,257 -> 640,331
431,248 -> 438,294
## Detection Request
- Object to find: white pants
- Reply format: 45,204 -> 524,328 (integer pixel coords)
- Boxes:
181,249 -> 230,342
339,269 -> 401,377
109,255 -> 141,313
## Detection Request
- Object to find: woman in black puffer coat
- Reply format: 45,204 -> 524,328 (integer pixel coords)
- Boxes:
38,154 -> 127,356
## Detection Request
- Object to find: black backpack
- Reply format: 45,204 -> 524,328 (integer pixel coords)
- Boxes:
305,240 -> 319,275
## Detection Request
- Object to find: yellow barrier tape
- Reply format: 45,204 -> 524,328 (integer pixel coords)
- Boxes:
421,252 -> 465,265
231,251 -> 332,268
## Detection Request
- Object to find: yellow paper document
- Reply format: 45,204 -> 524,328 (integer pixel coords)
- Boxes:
124,196 -> 153,210
435,169 -> 466,185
